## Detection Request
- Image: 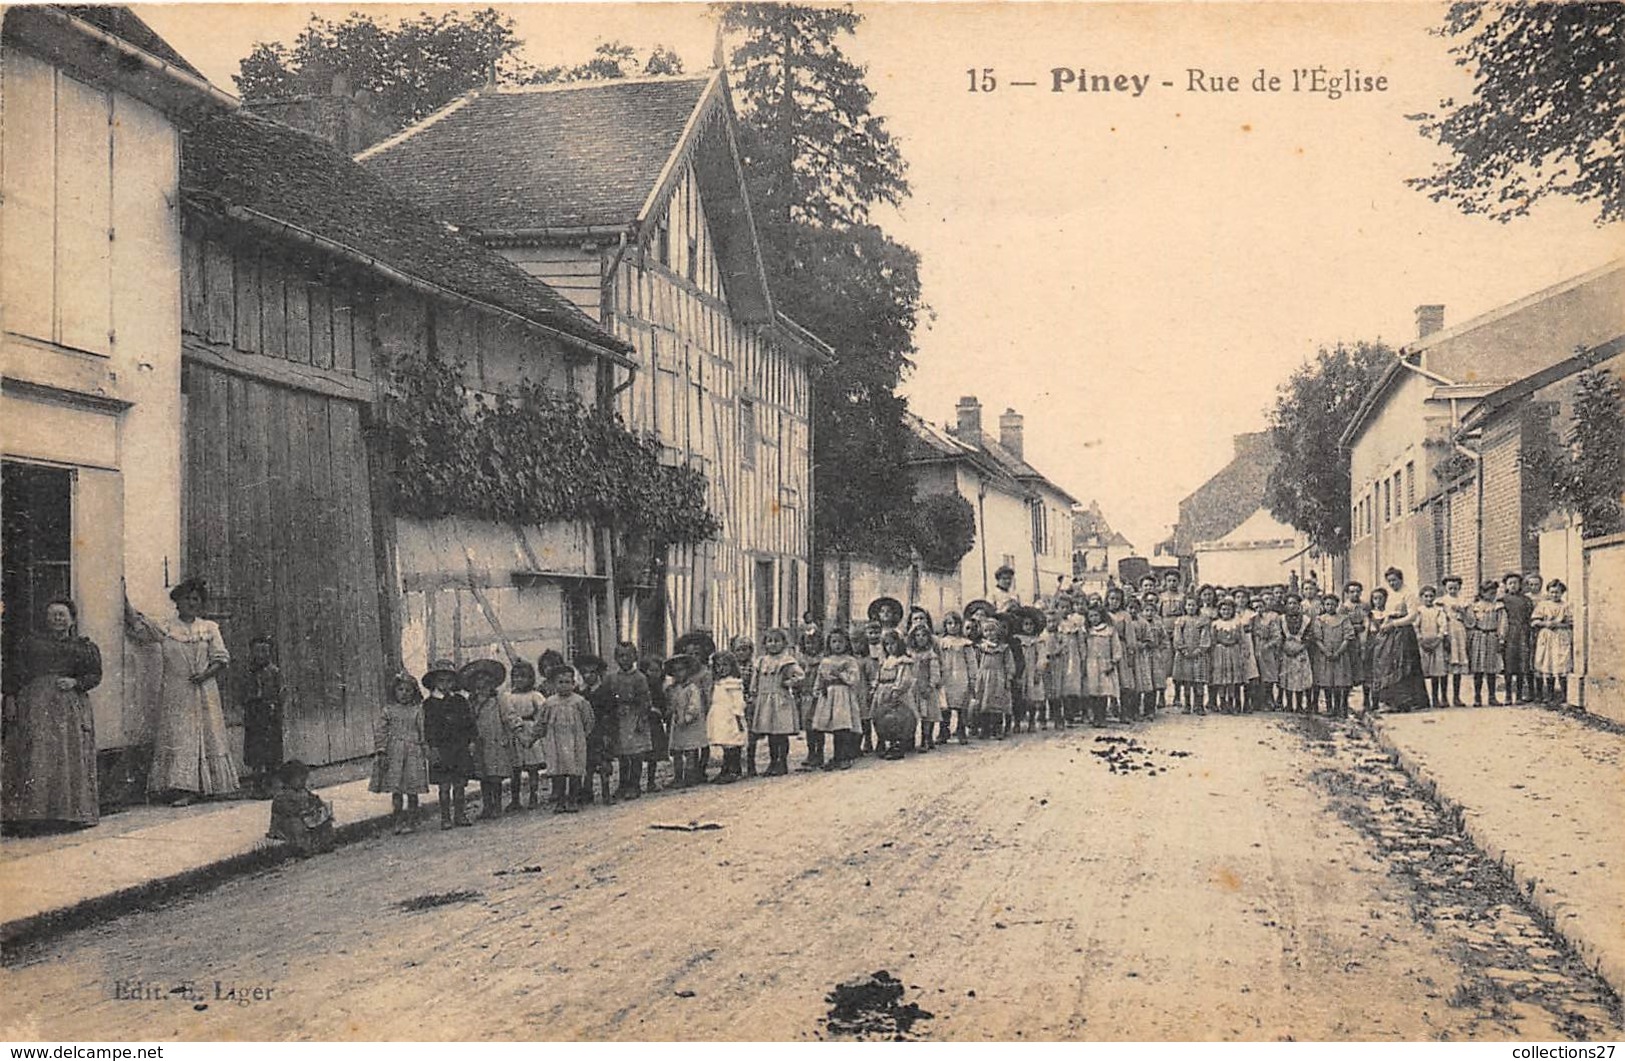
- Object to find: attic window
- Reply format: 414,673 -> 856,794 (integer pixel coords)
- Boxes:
656,219 -> 671,267
687,236 -> 699,283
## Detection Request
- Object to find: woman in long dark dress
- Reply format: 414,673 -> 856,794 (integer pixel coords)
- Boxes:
1370,567 -> 1429,713
1,599 -> 103,831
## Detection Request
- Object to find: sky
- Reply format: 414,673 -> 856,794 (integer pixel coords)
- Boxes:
136,1 -> 1624,554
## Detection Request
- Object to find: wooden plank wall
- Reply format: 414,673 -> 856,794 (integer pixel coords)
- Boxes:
180,219 -> 388,765
181,220 -> 379,379
182,364 -> 385,764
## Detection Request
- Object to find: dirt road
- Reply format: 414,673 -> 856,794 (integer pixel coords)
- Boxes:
2,713 -> 1619,1041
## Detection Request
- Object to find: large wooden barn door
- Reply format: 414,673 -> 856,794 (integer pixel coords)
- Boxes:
182,363 -> 385,765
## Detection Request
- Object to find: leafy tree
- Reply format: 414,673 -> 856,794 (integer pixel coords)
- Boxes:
910,494 -> 977,572
1523,369 -> 1625,537
236,12 -> 683,137
516,40 -> 686,85
1409,2 -> 1623,224
235,9 -> 526,130
717,3 -> 928,559
1263,341 -> 1395,554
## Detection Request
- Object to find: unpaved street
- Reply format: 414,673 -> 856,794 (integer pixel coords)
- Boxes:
2,714 -> 1619,1041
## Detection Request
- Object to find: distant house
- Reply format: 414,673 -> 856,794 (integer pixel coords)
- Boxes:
906,398 -> 1076,605
1167,432 -> 1306,588
1341,261 -> 1625,591
1,6 -> 233,787
177,106 -> 632,766
1071,501 -> 1134,589
359,73 -> 827,652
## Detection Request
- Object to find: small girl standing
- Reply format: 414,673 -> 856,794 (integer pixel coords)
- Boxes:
796,628 -> 826,769
1533,579 -> 1573,705
1143,592 -> 1173,714
937,612 -> 975,745
422,659 -> 475,829
1415,585 -> 1452,709
811,628 -> 862,770
1253,598 -> 1285,710
371,671 -> 430,833
1208,599 -> 1247,714
503,661 -> 547,810
665,652 -> 710,788
1466,581 -> 1505,706
1279,597 -> 1315,714
871,629 -> 916,759
908,624 -> 942,751
1124,598 -> 1155,721
540,663 -> 594,812
708,652 -> 748,782
1171,598 -> 1210,714
971,618 -> 1015,739
1313,593 -> 1355,718
1057,603 -> 1087,725
463,658 -> 512,822
1080,606 -> 1123,727
751,630 -> 804,777
1439,576 -> 1471,706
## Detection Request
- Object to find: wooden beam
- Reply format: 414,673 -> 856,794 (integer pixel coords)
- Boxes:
182,338 -> 378,405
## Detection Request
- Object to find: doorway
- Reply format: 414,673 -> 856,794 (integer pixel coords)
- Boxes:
755,558 -> 775,638
2,461 -> 74,664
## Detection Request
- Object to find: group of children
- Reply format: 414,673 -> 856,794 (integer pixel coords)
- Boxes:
258,566 -> 1575,845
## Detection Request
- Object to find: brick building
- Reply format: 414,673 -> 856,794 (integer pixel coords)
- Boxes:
1341,261 -> 1625,590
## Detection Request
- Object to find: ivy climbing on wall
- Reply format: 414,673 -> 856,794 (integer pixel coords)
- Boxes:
385,350 -> 721,544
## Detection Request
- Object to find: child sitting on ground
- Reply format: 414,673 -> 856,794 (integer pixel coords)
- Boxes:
268,759 -> 335,856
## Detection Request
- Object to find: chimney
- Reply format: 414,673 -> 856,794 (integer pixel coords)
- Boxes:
999,407 -> 1024,459
1415,304 -> 1445,340
954,396 -> 983,441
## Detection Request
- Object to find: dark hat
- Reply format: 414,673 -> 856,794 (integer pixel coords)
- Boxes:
663,652 -> 700,679
673,630 -> 718,664
423,658 -> 459,686
867,597 -> 904,624
1009,605 -> 1046,635
963,599 -> 994,621
168,577 -> 208,603
458,657 -> 507,690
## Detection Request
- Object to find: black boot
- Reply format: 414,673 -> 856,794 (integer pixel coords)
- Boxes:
766,735 -> 789,776
803,731 -> 826,770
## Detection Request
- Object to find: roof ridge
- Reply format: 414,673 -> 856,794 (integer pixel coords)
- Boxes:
1404,257 -> 1625,356
353,92 -> 476,163
489,71 -> 715,96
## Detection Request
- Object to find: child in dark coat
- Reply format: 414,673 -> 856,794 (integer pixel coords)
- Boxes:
607,642 -> 653,799
241,636 -> 284,799
422,659 -> 475,829
577,654 -> 616,806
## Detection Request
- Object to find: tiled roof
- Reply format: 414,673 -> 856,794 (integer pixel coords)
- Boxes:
181,109 -> 630,355
1170,432 -> 1277,555
904,413 -> 1077,504
359,76 -> 714,233
59,5 -> 204,79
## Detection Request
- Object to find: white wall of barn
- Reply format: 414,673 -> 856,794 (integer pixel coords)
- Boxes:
1,45 -> 183,750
